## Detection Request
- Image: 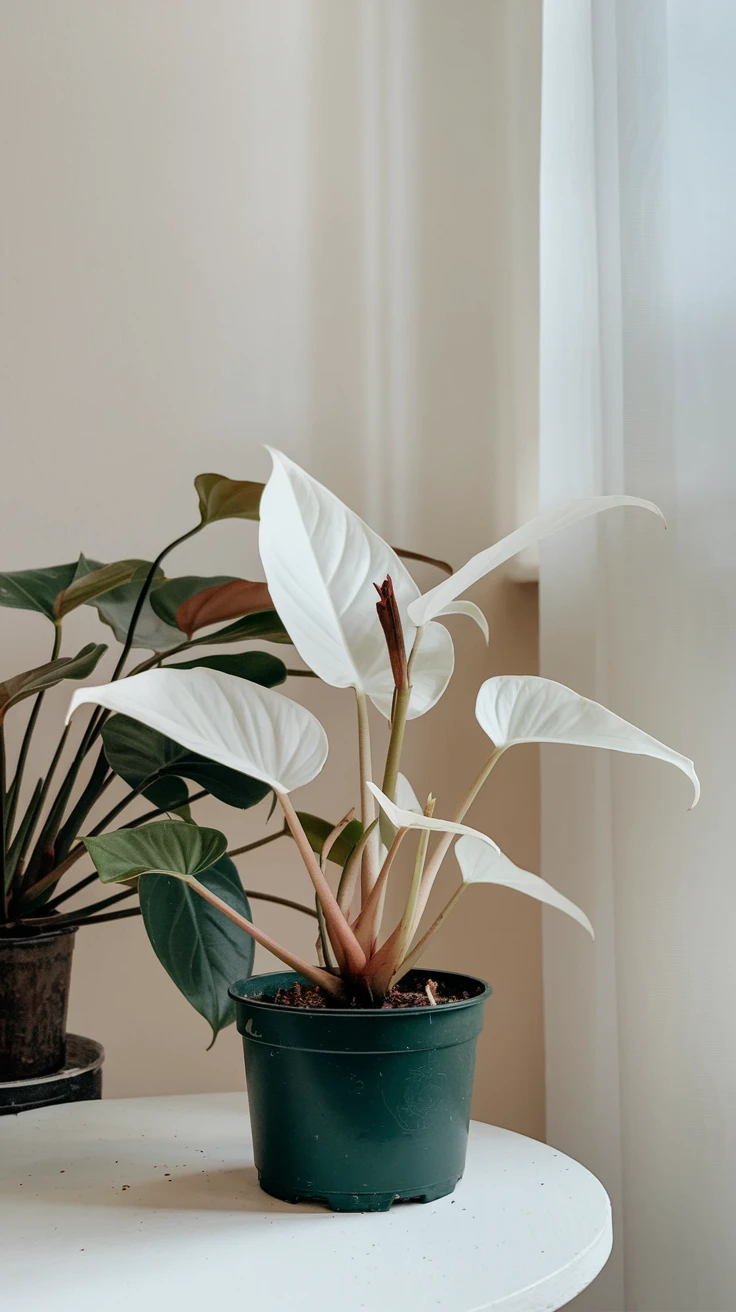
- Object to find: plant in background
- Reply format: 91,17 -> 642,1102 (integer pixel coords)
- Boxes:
1,471 -> 416,1044
73,451 -> 700,1008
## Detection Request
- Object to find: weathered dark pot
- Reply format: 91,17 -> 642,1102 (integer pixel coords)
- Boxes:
0,925 -> 77,1080
230,967 -> 491,1213
0,1034 -> 104,1116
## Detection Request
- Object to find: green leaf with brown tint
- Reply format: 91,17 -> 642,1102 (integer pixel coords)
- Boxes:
195,474 -> 264,525
186,609 -> 291,647
148,575 -> 238,630
74,554 -> 183,652
175,579 -> 273,639
0,643 -> 107,722
53,560 -> 144,620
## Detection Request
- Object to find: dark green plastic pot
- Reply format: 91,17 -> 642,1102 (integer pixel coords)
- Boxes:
229,967 -> 491,1212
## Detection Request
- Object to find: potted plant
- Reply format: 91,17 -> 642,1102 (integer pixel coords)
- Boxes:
75,450 -> 699,1211
1,472 -> 383,1112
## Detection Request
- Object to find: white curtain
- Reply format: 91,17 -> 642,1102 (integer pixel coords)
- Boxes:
540,2 -> 736,1309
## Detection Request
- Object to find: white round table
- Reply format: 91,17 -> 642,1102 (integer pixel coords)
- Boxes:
0,1092 -> 611,1311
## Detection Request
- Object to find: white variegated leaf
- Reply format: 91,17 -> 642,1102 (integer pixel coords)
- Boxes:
367,782 -> 500,853
258,449 -> 454,719
408,496 -> 664,627
67,667 -> 328,794
476,675 -> 699,806
454,834 -> 594,937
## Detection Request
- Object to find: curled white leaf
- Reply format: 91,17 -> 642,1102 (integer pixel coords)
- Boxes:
67,667 -> 328,794
454,834 -> 594,937
407,496 -> 664,627
476,674 -> 699,806
436,600 -> 489,643
367,781 -> 500,853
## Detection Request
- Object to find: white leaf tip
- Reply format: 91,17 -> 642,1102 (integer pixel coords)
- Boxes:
65,689 -> 86,725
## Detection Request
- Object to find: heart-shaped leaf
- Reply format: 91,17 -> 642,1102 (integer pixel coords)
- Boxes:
296,812 -> 364,866
101,714 -> 272,810
367,782 -> 501,853
365,620 -> 455,721
195,473 -> 264,524
0,563 -> 78,620
53,560 -> 144,620
140,855 -> 254,1044
75,554 -> 183,652
82,819 -> 228,884
408,496 -> 665,627
0,643 -> 107,722
170,802 -> 195,823
187,609 -> 291,647
259,449 -> 454,718
175,580 -> 274,640
148,576 -> 238,629
143,775 -> 191,811
454,834 -> 594,936
69,667 -> 328,794
168,651 -> 286,686
475,675 -> 700,806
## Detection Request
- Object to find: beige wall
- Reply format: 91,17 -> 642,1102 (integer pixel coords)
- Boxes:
0,1 -> 542,1137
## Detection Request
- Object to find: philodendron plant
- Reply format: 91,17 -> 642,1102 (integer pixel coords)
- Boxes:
2,472 -> 416,1039
72,451 -> 699,1007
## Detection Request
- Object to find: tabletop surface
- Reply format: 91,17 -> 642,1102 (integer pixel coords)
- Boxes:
0,1092 -> 611,1312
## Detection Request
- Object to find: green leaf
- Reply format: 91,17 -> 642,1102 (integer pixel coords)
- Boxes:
170,802 -> 195,824
0,563 -> 78,620
74,554 -> 183,652
194,474 -> 263,525
168,650 -> 287,686
148,575 -> 239,628
53,560 -> 145,620
139,854 -> 254,1043
82,819 -> 228,884
188,609 -> 291,647
296,812 -> 364,866
142,775 -> 191,811
101,714 -> 271,810
0,643 -> 107,722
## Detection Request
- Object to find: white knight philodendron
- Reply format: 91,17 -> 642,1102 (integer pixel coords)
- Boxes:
74,448 -> 699,1005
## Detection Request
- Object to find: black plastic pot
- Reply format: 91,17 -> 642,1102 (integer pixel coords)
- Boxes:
230,967 -> 491,1212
